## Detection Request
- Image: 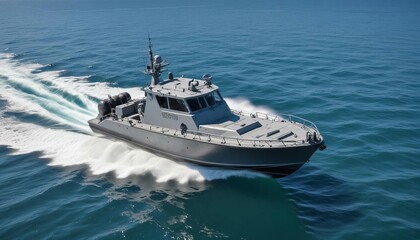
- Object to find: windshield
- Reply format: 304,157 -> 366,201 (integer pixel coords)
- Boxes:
186,91 -> 223,112
204,91 -> 222,106
168,97 -> 188,112
187,98 -> 204,112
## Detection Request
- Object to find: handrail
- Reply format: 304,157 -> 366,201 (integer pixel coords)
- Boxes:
177,128 -> 307,148
231,109 -> 320,135
160,109 -> 320,147
98,110 -> 320,148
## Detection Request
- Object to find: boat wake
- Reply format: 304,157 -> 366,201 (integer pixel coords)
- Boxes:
0,53 -> 266,183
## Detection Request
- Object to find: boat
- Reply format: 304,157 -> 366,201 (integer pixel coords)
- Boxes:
88,38 -> 326,178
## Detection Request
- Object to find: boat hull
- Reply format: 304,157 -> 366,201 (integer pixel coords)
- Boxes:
88,118 -> 321,178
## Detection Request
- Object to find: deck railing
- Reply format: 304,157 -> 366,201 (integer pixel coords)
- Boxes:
231,109 -> 320,135
100,110 -> 321,148
170,110 -> 320,147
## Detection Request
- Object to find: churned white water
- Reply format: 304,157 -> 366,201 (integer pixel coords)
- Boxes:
0,53 -> 263,183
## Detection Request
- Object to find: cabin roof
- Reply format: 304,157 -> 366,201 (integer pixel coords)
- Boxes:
143,77 -> 219,99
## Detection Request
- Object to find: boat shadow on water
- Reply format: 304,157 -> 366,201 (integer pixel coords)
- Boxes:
55,158 -> 362,239
84,170 -> 310,239
278,164 -> 363,236
0,144 -> 360,239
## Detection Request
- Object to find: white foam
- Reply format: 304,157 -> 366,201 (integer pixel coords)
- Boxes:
0,53 -> 265,183
225,97 -> 275,114
0,119 -> 209,183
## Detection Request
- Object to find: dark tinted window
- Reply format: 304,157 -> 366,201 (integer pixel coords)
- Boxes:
187,98 -> 201,112
169,98 -> 188,112
205,93 -> 215,106
214,91 -> 223,102
156,95 -> 168,109
198,97 -> 207,108
205,91 -> 223,106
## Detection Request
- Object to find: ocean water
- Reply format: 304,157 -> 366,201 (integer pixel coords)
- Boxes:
1,0 -> 420,239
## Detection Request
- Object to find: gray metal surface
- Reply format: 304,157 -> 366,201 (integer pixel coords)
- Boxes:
88,43 -> 325,177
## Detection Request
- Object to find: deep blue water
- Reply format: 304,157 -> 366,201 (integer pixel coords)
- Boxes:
1,0 -> 420,239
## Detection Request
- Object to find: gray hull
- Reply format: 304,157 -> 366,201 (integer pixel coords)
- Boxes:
88,118 -> 321,178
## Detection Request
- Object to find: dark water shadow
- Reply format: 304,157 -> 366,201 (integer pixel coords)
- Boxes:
1,141 -> 359,239
86,173 -> 309,240
48,151 -> 360,240
50,159 -> 309,239
278,164 -> 363,237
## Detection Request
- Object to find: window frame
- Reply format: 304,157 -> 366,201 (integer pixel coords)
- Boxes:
203,90 -> 223,107
156,95 -> 169,109
168,97 -> 188,112
186,98 -> 202,112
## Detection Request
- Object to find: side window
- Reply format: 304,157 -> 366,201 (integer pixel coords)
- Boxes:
156,95 -> 168,109
187,98 -> 201,112
169,98 -> 188,112
205,93 -> 215,106
198,97 -> 207,108
205,91 -> 223,106
214,90 -> 223,102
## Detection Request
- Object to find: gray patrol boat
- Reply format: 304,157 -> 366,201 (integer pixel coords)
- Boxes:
88,39 -> 326,178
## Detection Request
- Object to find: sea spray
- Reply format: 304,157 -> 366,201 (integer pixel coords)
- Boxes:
0,53 -> 265,183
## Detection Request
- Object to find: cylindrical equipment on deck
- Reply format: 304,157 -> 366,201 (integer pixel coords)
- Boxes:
98,99 -> 111,116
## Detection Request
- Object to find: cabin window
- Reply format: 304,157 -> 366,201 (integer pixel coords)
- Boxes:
205,93 -> 215,106
205,91 -> 223,106
214,91 -> 223,102
198,97 -> 207,108
156,95 -> 169,109
168,98 -> 188,112
187,98 -> 204,112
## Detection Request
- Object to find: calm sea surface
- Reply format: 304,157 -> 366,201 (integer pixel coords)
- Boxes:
1,0 -> 420,239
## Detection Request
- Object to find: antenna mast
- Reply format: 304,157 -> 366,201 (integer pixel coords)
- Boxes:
144,34 -> 169,86
148,33 -> 154,71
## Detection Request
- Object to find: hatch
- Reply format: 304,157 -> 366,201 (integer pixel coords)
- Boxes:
200,117 -> 262,136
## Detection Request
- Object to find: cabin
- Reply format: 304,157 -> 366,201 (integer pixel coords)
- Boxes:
140,76 -> 232,132
99,46 -> 264,137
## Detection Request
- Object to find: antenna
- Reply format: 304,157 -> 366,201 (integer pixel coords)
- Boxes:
148,32 -> 154,70
144,34 -> 169,86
